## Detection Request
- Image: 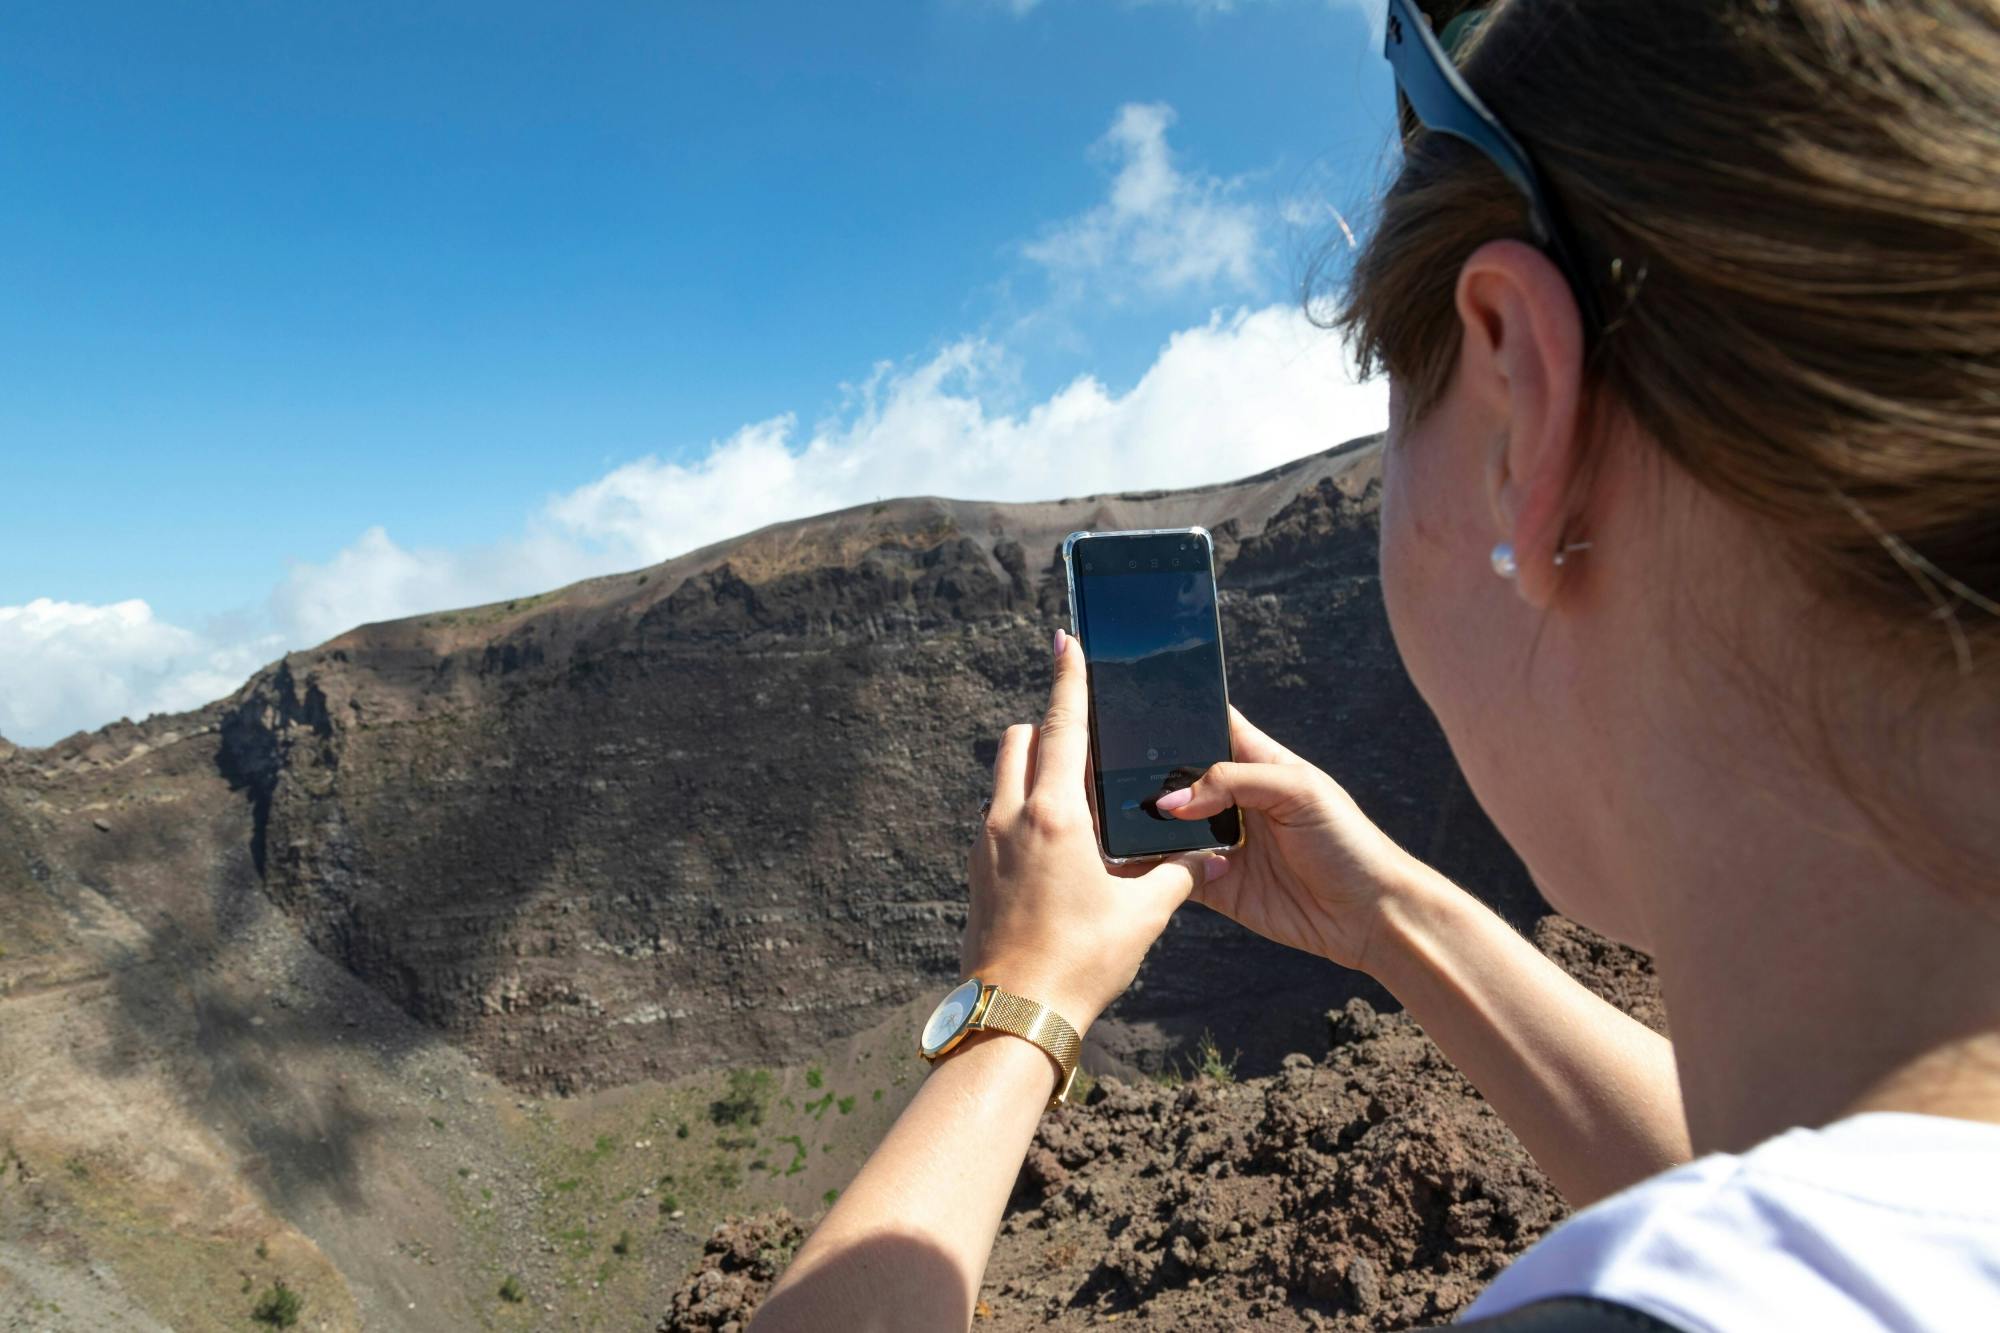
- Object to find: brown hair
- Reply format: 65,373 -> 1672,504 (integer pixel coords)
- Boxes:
1335,0 -> 2000,663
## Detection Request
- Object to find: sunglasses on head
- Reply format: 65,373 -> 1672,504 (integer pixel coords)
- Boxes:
1382,0 -> 1605,338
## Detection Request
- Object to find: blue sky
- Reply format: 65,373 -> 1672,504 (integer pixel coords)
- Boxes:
1,0 -> 1394,745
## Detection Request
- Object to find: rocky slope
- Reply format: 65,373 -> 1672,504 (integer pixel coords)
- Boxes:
663,921 -> 1664,1333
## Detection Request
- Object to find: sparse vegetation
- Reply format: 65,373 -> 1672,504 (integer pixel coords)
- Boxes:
1191,1029 -> 1240,1083
675,1120 -> 690,1139
776,1134 -> 808,1176
803,1091 -> 834,1119
871,1087 -> 883,1102
804,1066 -> 824,1089
585,1132 -> 618,1163
658,1192 -> 681,1213
250,1279 -> 304,1327
711,1068 -> 773,1127
498,1273 -> 525,1303
823,1188 -> 840,1206
254,1239 -> 270,1260
836,1095 -> 855,1115
612,1228 -> 634,1256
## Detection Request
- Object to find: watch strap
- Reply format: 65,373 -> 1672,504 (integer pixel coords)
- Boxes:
975,985 -> 1082,1109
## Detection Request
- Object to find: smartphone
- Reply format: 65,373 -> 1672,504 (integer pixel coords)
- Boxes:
1062,527 -> 1243,863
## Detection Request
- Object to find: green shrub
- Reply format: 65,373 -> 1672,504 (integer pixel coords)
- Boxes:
836,1095 -> 855,1115
498,1273 -> 525,1304
805,1066 -> 824,1089
822,1188 -> 840,1206
612,1229 -> 634,1257
710,1069 -> 773,1127
675,1120 -> 690,1139
250,1279 -> 304,1327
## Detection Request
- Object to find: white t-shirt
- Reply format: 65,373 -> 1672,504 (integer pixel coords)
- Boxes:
1461,1112 -> 2000,1331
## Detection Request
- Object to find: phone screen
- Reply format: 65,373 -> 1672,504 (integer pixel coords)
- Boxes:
1067,530 -> 1241,860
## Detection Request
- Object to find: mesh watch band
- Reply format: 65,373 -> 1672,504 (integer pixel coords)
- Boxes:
977,985 -> 1083,1109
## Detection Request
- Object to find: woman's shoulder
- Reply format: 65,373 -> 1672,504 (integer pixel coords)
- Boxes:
1461,1112 -> 2000,1332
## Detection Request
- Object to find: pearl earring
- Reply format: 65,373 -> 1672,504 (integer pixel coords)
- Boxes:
1490,542 -> 1518,579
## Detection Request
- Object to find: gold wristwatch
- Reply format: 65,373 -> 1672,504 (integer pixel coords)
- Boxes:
917,977 -> 1082,1110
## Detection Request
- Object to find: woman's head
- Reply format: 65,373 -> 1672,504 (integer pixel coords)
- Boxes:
1342,0 -> 2000,940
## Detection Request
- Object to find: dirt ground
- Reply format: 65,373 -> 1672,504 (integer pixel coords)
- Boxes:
662,920 -> 1665,1331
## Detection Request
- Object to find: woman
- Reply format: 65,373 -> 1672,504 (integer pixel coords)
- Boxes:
751,1 -> 2000,1328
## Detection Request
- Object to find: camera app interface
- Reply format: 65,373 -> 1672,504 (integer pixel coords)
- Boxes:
1072,534 -> 1240,858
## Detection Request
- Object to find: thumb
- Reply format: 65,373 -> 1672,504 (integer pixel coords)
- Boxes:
1153,760 -> 1320,821
1133,851 -> 1213,915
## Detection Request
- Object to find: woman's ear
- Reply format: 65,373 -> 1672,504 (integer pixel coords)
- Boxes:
1454,239 -> 1589,608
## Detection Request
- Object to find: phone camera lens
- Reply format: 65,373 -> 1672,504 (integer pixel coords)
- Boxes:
1128,560 -> 1137,569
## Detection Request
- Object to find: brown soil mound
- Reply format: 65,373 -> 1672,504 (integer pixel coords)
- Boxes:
662,939 -> 1664,1333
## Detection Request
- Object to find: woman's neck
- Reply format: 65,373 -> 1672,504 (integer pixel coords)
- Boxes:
1621,699 -> 2000,1157
1652,845 -> 2000,1156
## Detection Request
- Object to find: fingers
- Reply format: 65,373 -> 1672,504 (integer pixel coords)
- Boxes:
988,723 -> 1037,820
1228,706 -> 1300,765
1031,627 -> 1090,800
1152,760 -> 1319,821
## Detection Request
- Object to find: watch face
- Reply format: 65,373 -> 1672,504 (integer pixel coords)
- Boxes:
920,978 -> 984,1057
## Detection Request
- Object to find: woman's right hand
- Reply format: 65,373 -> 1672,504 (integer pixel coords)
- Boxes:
1154,707 -> 1424,975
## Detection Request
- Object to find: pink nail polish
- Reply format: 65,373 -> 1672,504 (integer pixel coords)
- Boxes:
1154,787 -> 1193,812
1053,627 -> 1068,658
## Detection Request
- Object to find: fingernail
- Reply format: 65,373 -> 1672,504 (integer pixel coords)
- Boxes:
1154,787 -> 1192,812
1052,627 -> 1068,659
1203,854 -> 1230,881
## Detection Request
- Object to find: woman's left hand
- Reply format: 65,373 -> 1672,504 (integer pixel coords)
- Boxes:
960,627 -> 1219,1034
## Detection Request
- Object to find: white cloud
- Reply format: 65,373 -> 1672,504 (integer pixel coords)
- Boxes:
0,599 -> 275,746
1025,103 -> 1263,302
544,304 -> 1383,568
266,525 -> 607,649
